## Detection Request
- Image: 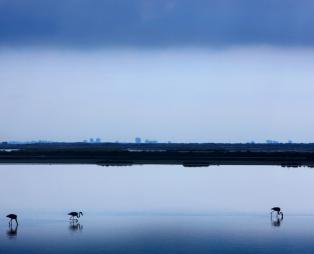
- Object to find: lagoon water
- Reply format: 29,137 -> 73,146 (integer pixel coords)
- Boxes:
1,165 -> 314,253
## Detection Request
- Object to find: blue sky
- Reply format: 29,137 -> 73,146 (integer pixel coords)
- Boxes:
1,0 -> 314,142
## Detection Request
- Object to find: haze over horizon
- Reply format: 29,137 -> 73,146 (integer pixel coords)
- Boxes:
1,0 -> 314,143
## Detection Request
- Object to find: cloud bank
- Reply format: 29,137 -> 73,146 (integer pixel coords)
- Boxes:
1,0 -> 314,47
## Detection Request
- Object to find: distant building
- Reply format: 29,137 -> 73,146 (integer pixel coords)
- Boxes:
135,137 -> 141,144
89,138 -> 94,143
288,140 -> 293,144
266,140 -> 279,144
95,138 -> 101,143
145,139 -> 158,144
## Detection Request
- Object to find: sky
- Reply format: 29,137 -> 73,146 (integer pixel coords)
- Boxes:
1,0 -> 314,142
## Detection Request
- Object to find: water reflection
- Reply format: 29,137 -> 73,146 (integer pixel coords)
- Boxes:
1,165 -> 314,214
271,215 -> 284,227
6,224 -> 18,238
1,164 -> 314,253
69,221 -> 83,232
1,215 -> 314,254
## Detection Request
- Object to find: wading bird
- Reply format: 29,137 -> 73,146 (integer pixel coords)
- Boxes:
271,207 -> 284,218
6,214 -> 18,226
68,211 -> 83,221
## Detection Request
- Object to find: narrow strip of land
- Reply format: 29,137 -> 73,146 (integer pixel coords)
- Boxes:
1,143 -> 314,167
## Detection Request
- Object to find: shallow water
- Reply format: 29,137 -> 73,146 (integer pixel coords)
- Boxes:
1,165 -> 314,253
1,214 -> 314,254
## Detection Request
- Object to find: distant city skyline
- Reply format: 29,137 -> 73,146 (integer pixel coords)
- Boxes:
1,138 -> 299,144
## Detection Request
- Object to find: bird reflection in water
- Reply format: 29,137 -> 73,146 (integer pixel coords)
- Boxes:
6,224 -> 18,239
271,214 -> 284,227
69,221 -> 83,232
271,216 -> 283,227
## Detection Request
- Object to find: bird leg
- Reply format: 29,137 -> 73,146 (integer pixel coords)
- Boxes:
270,211 -> 274,218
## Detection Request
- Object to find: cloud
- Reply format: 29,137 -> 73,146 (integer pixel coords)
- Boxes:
0,0 -> 314,47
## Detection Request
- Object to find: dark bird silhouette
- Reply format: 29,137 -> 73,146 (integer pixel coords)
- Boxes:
68,211 -> 83,221
6,214 -> 18,226
271,207 -> 284,219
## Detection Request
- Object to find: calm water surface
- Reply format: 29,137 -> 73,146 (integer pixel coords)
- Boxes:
0,165 -> 314,253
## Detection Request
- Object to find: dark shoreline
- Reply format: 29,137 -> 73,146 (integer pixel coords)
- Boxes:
1,142 -> 314,167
